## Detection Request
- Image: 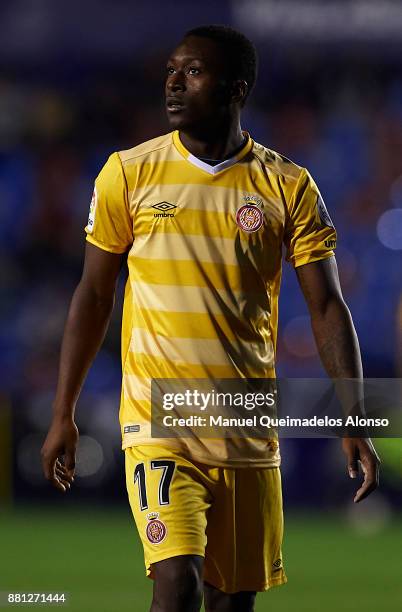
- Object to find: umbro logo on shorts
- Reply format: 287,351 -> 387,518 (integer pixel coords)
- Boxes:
152,202 -> 177,218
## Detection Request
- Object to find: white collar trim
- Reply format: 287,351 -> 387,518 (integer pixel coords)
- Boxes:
186,152 -> 243,175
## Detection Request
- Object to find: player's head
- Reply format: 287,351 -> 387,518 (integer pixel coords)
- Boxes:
165,24 -> 258,132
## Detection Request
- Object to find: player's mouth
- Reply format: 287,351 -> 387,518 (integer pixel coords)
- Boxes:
166,98 -> 185,112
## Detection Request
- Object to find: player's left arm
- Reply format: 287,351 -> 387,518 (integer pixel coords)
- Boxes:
296,256 -> 380,503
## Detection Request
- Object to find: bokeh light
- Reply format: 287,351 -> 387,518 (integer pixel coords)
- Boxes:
283,316 -> 317,358
376,209 -> 402,250
346,492 -> 392,535
75,435 -> 105,479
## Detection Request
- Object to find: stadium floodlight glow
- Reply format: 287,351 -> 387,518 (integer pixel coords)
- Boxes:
75,435 -> 104,478
346,491 -> 392,535
376,209 -> 402,250
283,316 -> 317,358
390,174 -> 402,208
232,0 -> 402,42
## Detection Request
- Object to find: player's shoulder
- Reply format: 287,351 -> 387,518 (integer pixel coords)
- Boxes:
96,133 -> 175,189
251,139 -> 306,184
117,132 -> 173,165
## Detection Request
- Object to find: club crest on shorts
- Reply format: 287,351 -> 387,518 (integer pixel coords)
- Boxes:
146,512 -> 167,544
236,198 -> 264,233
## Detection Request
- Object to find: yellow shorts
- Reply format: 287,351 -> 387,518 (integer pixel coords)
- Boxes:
125,444 -> 287,594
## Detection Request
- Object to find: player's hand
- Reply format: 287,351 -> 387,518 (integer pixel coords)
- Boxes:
342,437 -> 380,503
41,416 -> 79,493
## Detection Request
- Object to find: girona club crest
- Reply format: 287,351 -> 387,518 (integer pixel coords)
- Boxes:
236,204 -> 264,233
146,512 -> 167,544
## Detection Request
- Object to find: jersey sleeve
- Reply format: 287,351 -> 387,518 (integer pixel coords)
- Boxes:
85,152 -> 133,253
284,168 -> 337,267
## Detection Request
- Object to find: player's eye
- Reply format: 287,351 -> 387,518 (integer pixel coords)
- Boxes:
166,66 -> 175,75
188,67 -> 201,75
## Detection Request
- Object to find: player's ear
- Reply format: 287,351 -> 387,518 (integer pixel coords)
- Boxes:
231,79 -> 248,105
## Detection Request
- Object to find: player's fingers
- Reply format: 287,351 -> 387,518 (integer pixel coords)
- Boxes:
354,479 -> 377,503
345,449 -> 359,479
41,451 -> 67,493
55,467 -> 72,487
348,462 -> 359,479
46,465 -> 67,493
52,476 -> 67,493
64,449 -> 76,476
55,468 -> 73,484
56,460 -> 74,482
55,477 -> 70,490
41,450 -> 57,481
353,458 -> 379,503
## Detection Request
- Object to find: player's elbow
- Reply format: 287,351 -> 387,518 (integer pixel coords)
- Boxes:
73,278 -> 116,317
309,293 -> 350,323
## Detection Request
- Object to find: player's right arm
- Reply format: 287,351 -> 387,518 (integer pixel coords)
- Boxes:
41,243 -> 125,492
42,152 -> 133,492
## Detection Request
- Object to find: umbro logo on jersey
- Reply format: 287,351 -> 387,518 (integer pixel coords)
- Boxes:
152,201 -> 177,211
152,202 -> 177,218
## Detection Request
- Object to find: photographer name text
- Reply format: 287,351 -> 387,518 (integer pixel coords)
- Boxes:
161,415 -> 389,429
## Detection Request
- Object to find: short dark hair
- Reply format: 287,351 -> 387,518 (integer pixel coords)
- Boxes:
184,24 -> 258,105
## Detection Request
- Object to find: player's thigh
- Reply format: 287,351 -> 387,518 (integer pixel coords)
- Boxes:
233,467 -> 285,584
204,466 -> 286,593
125,445 -> 212,567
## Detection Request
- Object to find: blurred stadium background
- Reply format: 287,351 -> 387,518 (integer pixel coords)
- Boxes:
0,0 -> 401,610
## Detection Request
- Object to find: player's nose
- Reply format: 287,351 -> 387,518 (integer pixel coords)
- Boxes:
166,70 -> 186,93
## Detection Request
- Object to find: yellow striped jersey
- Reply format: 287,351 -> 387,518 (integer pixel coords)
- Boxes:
85,130 -> 336,467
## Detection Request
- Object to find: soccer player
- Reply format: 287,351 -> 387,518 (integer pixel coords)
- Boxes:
41,25 -> 380,612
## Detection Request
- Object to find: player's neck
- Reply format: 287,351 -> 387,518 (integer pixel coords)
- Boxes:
179,121 -> 244,161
